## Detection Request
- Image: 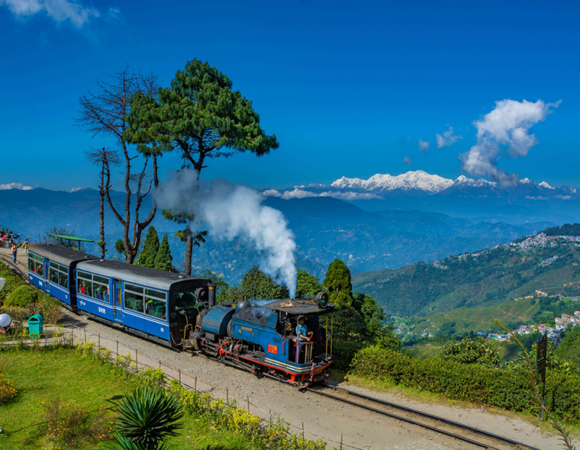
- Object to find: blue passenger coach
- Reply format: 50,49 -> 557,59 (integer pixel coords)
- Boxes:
74,259 -> 211,347
28,245 -> 95,309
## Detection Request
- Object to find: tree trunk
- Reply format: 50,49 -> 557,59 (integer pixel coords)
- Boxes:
99,162 -> 106,259
185,229 -> 193,276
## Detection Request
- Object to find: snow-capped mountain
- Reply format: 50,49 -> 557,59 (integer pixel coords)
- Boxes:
330,170 -> 454,193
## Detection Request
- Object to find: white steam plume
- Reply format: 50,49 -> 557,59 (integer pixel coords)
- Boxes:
154,169 -> 297,298
459,99 -> 560,186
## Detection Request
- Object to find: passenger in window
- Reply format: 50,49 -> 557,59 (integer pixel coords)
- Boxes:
104,287 -> 110,302
80,282 -> 86,295
95,287 -> 103,300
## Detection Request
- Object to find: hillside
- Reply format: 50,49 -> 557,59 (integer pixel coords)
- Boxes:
0,188 -> 554,284
353,228 -> 580,316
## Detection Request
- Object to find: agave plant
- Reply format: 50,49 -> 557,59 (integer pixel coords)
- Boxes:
112,387 -> 184,450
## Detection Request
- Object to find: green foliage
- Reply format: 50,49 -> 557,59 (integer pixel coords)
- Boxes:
543,223 -> 580,237
112,387 -> 184,450
295,269 -> 323,298
323,259 -> 353,307
555,327 -> 580,372
331,340 -> 366,372
437,321 -> 457,337
4,285 -> 38,307
440,337 -> 501,367
198,269 -> 238,305
0,262 -> 26,303
135,227 -> 160,268
154,234 -> 175,273
330,306 -> 369,343
240,266 -> 289,300
350,345 -> 580,424
115,239 -> 126,254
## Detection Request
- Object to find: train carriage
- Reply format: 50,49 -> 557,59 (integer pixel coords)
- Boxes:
27,245 -> 95,309
74,259 -> 212,347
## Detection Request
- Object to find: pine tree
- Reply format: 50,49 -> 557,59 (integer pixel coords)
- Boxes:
154,234 -> 175,272
124,59 -> 279,275
136,227 -> 160,268
323,259 -> 353,307
241,266 -> 289,300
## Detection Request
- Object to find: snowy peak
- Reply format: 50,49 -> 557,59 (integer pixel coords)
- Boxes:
454,175 -> 496,187
331,170 -> 454,193
539,181 -> 555,190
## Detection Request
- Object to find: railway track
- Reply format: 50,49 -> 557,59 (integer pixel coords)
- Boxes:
306,383 -> 541,450
0,253 -> 27,279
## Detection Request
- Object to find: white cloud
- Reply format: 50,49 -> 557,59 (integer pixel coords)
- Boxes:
436,126 -> 462,148
556,195 -> 571,200
319,191 -> 382,200
281,189 -> 318,200
418,139 -> 430,152
459,99 -> 561,186
0,182 -> 33,190
403,156 -> 412,167
0,0 -> 100,28
70,187 -> 84,192
526,196 -> 548,200
262,189 -> 282,197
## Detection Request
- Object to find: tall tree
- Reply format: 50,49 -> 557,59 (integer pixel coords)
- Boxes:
135,226 -> 160,268
154,234 -> 175,272
84,147 -> 121,258
125,59 -> 279,275
296,269 -> 324,298
323,259 -> 353,307
77,67 -> 161,263
240,266 -> 289,300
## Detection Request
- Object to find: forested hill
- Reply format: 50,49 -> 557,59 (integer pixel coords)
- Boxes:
353,228 -> 580,317
543,223 -> 580,236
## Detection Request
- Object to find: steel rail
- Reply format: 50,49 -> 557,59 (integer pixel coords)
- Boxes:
307,383 -> 541,450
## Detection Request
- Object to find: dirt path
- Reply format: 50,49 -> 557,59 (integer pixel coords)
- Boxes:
54,310 -> 573,450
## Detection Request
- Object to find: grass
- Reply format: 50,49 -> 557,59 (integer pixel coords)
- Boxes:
0,347 -> 260,449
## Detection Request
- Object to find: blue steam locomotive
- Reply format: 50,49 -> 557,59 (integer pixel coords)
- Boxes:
27,244 -> 334,385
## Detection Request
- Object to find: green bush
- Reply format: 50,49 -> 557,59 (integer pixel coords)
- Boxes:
350,345 -> 580,424
4,285 -> 38,307
332,340 -> 366,372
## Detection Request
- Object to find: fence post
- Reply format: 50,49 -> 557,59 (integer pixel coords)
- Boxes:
247,397 -> 250,413
269,409 -> 271,424
158,360 -> 161,368
195,376 -> 197,391
340,434 -> 343,449
116,340 -> 119,356
84,329 -> 86,343
178,369 -> 181,385
226,387 -> 228,405
135,349 -> 138,367
98,333 -> 100,347
302,422 -> 304,441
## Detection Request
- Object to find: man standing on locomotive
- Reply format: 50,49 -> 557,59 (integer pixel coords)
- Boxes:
296,316 -> 313,363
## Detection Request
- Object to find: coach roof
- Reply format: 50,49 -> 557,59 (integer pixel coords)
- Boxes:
76,259 -> 202,291
30,244 -> 95,266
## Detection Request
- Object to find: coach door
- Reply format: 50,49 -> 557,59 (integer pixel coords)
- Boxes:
43,259 -> 50,288
111,279 -> 124,323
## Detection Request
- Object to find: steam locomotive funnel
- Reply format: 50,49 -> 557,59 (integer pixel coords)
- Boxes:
208,282 -> 216,308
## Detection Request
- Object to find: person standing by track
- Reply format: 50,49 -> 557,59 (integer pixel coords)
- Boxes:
10,243 -> 17,264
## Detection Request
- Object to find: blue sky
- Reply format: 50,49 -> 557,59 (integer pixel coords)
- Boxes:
1,0 -> 579,191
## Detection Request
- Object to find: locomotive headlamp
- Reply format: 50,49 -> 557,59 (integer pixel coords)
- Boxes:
315,291 -> 329,308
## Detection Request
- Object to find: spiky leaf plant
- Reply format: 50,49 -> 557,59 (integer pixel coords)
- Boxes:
112,388 -> 184,450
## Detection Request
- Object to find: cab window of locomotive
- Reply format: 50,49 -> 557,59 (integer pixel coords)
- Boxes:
125,283 -> 144,313
173,292 -> 196,310
144,289 -> 166,320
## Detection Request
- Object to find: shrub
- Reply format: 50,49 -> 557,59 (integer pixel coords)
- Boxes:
42,396 -> 113,447
440,337 -> 500,367
0,373 -> 18,405
332,340 -> 366,372
350,345 -> 580,424
4,285 -> 38,307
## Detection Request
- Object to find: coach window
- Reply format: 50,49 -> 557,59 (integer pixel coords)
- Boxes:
77,271 -> 93,297
125,284 -> 144,313
92,275 -> 110,303
50,262 -> 68,289
29,253 -> 43,276
145,288 -> 166,320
